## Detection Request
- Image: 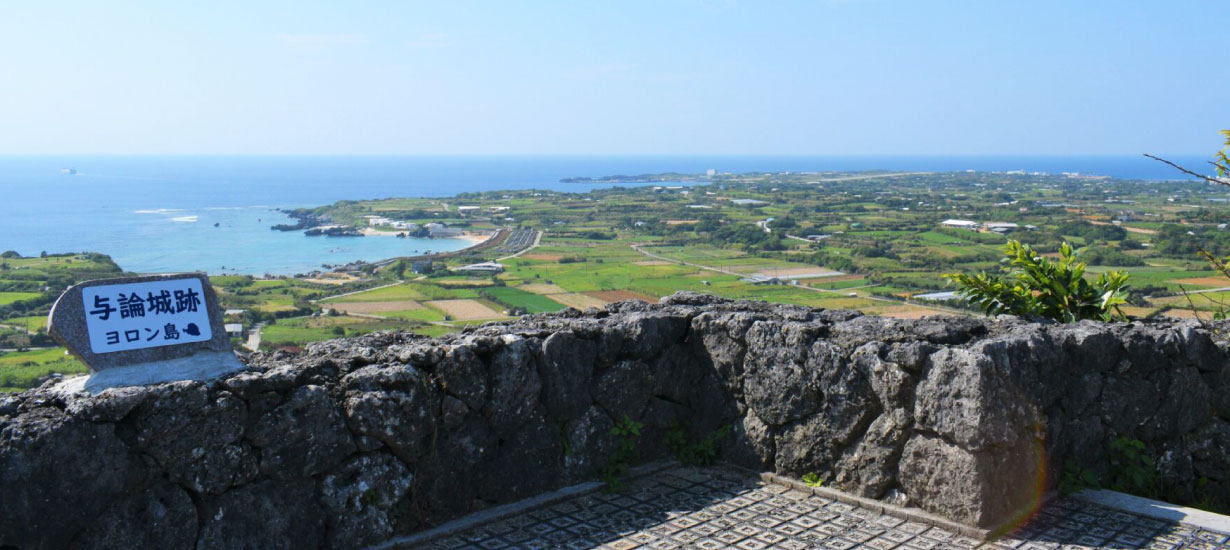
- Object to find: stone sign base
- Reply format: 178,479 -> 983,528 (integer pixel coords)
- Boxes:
52,350 -> 246,395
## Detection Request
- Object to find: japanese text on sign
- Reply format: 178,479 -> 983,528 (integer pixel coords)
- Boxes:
82,278 -> 212,353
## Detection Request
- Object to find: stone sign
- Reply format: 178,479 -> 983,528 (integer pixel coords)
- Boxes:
82,277 -> 213,353
47,273 -> 244,393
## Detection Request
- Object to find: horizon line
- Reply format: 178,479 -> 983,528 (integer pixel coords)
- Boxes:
0,152 -> 1214,158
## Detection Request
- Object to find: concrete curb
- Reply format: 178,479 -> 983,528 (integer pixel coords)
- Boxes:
1073,489 -> 1230,534
368,460 -> 680,550
757,471 -> 992,541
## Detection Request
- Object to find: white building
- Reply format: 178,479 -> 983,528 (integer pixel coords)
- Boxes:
941,219 -> 980,231
731,199 -> 770,207
454,262 -> 504,274
985,222 -> 1019,233
429,227 -> 463,237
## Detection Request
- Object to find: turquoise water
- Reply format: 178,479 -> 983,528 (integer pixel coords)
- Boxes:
0,155 -> 1210,275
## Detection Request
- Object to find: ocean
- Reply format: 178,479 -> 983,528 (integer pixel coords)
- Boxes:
0,154 -> 1213,275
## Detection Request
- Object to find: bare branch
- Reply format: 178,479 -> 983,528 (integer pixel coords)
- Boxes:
1179,285 -> 1209,328
1197,247 -> 1230,280
1143,153 -> 1230,186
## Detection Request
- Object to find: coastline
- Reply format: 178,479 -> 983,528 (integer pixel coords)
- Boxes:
358,227 -> 492,246
456,231 -> 493,246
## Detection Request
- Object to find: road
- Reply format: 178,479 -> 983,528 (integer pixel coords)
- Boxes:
0,323 -> 39,335
1179,286 -> 1230,295
810,171 -> 930,183
1087,220 -> 1158,235
629,244 -> 967,315
245,323 -> 264,352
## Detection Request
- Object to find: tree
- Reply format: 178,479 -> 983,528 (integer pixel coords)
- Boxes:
1147,130 -> 1230,320
1144,129 -> 1230,184
945,240 -> 1130,322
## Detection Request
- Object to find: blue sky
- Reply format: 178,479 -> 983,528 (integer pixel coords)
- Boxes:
1,1 -> 1226,155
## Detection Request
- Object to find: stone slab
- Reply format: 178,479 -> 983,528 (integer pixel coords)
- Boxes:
49,350 -> 247,395
373,461 -> 679,550
1074,489 -> 1230,534
47,273 -> 231,371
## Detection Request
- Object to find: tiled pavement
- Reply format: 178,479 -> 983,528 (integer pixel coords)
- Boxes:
410,465 -> 1230,550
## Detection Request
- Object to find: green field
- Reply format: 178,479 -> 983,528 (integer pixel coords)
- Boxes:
260,315 -> 424,347
1,315 -> 47,330
485,287 -> 566,314
321,283 -> 427,302
0,292 -> 42,306
0,347 -> 87,392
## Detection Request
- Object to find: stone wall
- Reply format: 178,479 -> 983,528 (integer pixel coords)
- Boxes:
2,292 -> 1228,549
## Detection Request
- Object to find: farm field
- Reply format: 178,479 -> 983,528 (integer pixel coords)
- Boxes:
21,169 -> 1230,356
482,287 -> 566,314
326,300 -> 424,314
0,292 -> 42,306
0,347 -> 87,393
2,316 -> 47,331
259,315 -> 425,348
426,299 -> 504,321
320,283 -> 427,302
547,292 -> 609,309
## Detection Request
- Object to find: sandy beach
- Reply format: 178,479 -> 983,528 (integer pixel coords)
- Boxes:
360,227 -> 492,247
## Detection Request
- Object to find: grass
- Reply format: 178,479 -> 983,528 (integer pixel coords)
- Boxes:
0,292 -> 42,306
484,286 -> 566,314
321,283 -> 427,302
260,315 -> 417,347
1,315 -> 47,330
0,347 -> 88,392
381,307 -> 448,322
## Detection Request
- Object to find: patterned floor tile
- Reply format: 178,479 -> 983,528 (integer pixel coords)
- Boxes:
404,465 -> 1230,549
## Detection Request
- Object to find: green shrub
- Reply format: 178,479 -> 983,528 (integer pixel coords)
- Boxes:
802,472 -> 824,488
1107,436 -> 1159,499
665,423 -> 732,467
600,415 -> 643,492
945,240 -> 1129,322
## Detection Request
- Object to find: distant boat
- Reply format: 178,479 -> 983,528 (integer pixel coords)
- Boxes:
61,168 -> 77,175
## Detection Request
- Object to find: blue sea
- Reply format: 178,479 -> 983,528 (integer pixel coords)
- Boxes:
0,155 -> 1213,275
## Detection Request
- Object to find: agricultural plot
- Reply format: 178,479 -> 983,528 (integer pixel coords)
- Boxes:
260,315 -> 419,347
806,276 -> 866,290
585,290 -> 657,303
406,283 -> 480,300
326,301 -> 424,314
426,299 -> 504,321
546,293 -> 609,309
0,347 -> 87,392
2,316 -> 47,330
0,292 -> 41,306
321,284 -> 426,302
518,283 -> 567,294
380,307 -> 448,323
483,287 -> 566,314
751,267 -> 842,279
1167,276 -> 1230,289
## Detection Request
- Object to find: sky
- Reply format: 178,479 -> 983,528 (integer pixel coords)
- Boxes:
1,1 -> 1227,156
